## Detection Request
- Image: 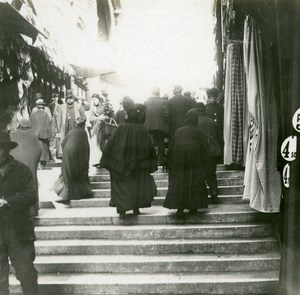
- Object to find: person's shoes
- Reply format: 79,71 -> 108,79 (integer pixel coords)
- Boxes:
119,212 -> 126,218
55,199 -> 70,205
176,209 -> 184,218
117,209 -> 126,218
210,197 -> 219,204
133,208 -> 140,215
93,163 -> 102,168
189,209 -> 198,215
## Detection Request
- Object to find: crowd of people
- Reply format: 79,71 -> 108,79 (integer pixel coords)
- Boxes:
2,85 -> 225,213
0,84 -> 224,295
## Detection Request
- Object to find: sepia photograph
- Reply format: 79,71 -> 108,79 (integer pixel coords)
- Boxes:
0,0 -> 299,294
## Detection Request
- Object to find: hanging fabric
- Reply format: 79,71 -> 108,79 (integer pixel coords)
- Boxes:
243,16 -> 281,213
223,43 -> 247,166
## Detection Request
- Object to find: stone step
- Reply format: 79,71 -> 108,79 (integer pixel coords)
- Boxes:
9,270 -> 279,294
35,223 -> 274,240
91,178 -> 244,189
90,169 -> 244,179
69,195 -> 247,208
35,205 -> 269,226
92,185 -> 244,198
39,194 -> 248,209
94,165 -> 231,174
89,170 -> 244,182
16,253 -> 280,274
34,238 -> 278,255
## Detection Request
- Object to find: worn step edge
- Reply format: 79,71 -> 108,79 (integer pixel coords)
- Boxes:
35,223 -> 274,240
9,271 -> 279,295
35,212 -> 268,226
10,253 -> 280,274
90,171 -> 245,179
92,186 -> 244,198
89,171 -> 245,182
40,195 -> 247,209
34,238 -> 278,255
91,180 -> 244,189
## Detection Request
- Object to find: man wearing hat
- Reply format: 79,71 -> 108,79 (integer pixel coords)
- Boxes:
0,131 -> 38,295
31,93 -> 52,121
56,89 -> 86,158
49,93 -> 63,159
167,84 -> 195,138
30,98 -> 52,169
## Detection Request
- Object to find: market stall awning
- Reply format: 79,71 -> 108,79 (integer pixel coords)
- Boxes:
0,1 -> 45,40
71,64 -> 115,79
100,71 -> 124,86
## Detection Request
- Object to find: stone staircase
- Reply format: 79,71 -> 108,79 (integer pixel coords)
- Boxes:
10,165 -> 280,294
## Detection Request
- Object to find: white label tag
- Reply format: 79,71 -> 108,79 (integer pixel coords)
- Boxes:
281,136 -> 297,161
282,163 -> 290,188
292,108 -> 300,133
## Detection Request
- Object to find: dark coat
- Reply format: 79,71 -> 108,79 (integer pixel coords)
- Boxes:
198,116 -> 222,146
100,122 -> 158,211
167,93 -> 195,137
163,110 -> 208,210
30,109 -> 52,162
30,109 -> 52,140
205,102 -> 224,131
144,96 -> 169,134
0,156 -> 36,241
166,120 -> 208,171
100,122 -> 157,176
61,127 -> 92,200
10,129 -> 42,216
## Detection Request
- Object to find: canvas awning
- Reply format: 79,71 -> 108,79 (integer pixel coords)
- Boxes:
0,1 -> 45,40
100,71 -> 124,86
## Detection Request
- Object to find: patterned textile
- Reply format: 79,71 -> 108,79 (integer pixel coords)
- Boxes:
224,43 -> 247,165
223,46 -> 233,165
231,44 -> 245,164
243,16 -> 281,213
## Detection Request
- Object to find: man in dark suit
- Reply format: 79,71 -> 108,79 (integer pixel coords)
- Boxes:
144,87 -> 169,165
0,131 -> 38,295
167,85 -> 195,138
205,88 -> 224,139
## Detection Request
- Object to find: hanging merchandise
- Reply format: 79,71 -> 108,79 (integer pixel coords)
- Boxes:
223,42 -> 248,166
243,16 -> 282,213
0,31 -> 34,110
29,45 -> 71,107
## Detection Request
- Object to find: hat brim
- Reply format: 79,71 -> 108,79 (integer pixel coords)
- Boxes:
0,142 -> 18,149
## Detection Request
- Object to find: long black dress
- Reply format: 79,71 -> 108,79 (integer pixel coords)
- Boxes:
100,113 -> 157,213
61,126 -> 92,200
163,110 -> 209,210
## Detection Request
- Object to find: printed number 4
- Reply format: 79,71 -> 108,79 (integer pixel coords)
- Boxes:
282,141 -> 290,158
282,142 -> 296,159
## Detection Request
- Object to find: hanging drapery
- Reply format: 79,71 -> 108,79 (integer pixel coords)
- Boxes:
243,16 -> 281,213
223,43 -> 247,166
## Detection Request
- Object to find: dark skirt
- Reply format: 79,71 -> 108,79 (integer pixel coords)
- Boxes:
109,170 -> 157,212
68,173 -> 93,200
163,167 -> 208,210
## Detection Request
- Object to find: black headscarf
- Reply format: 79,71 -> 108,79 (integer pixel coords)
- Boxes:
184,109 -> 200,126
125,103 -> 146,124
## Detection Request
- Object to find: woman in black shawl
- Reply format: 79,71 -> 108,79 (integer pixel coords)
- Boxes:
163,109 -> 208,216
60,117 -> 92,202
100,103 -> 157,217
